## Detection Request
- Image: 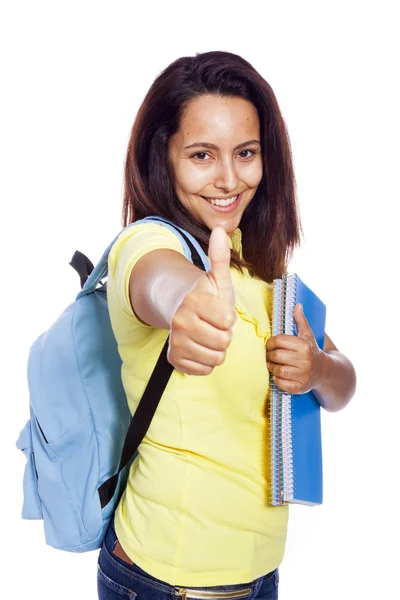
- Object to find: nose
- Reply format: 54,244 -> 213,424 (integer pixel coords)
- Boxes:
214,157 -> 238,192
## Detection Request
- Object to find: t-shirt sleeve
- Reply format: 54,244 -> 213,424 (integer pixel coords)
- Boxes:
108,222 -> 186,323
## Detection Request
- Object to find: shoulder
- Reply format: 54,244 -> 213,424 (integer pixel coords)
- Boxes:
111,221 -> 185,256
108,221 -> 186,275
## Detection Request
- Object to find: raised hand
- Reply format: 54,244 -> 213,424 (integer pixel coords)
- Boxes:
266,303 -> 326,394
167,227 -> 236,376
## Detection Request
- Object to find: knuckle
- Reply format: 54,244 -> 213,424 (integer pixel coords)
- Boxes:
286,381 -> 294,393
222,309 -> 235,329
185,286 -> 200,302
171,312 -> 185,331
219,330 -> 232,349
281,378 -> 291,390
304,340 -> 313,356
199,365 -> 214,376
167,344 -> 175,361
166,352 -> 177,369
168,335 -> 180,354
214,351 -> 226,366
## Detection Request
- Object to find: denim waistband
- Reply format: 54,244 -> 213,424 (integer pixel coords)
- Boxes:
102,517 -> 278,597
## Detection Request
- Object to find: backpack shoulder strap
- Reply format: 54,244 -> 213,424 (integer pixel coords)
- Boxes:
76,216 -> 209,299
143,216 -> 209,271
97,220 -> 208,508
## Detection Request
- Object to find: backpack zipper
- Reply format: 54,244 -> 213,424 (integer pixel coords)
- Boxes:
35,417 -> 48,443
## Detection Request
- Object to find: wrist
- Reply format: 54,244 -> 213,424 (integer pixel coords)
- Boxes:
313,349 -> 332,391
162,272 -> 205,328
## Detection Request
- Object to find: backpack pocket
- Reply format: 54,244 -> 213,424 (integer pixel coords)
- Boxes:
16,420 -> 43,520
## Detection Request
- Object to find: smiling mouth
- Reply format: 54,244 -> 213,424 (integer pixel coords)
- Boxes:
201,193 -> 241,207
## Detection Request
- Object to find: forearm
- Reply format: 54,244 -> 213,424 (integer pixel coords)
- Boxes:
313,350 -> 357,412
129,249 -> 205,329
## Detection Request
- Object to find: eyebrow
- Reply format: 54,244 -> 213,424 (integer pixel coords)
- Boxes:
183,140 -> 261,151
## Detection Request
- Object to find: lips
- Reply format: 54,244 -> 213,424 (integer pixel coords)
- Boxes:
201,192 -> 242,213
201,193 -> 242,207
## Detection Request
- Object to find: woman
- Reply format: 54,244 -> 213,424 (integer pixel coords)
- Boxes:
98,50 -> 356,599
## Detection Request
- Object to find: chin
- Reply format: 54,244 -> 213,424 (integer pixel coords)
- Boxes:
210,216 -> 242,233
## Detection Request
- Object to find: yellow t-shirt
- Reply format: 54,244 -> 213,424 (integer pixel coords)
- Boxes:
107,222 -> 288,587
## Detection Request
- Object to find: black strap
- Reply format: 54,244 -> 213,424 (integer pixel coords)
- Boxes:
69,250 -> 95,289
98,225 -> 206,508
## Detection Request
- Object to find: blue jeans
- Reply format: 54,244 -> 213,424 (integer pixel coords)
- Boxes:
97,519 -> 279,599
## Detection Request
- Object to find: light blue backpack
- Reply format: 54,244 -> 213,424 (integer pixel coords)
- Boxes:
16,216 -> 209,552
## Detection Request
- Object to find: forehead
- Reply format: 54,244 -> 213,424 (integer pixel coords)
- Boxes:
178,94 -> 260,142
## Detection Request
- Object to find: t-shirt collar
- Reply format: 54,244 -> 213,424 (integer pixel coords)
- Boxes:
228,228 -> 243,259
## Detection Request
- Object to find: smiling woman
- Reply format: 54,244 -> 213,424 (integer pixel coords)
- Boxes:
97,50 -> 356,600
122,51 -> 300,283
168,96 -> 262,228
168,95 -> 263,230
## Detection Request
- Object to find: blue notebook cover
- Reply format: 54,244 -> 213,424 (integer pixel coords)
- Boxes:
271,273 -> 326,506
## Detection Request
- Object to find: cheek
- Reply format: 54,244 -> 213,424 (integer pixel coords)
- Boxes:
238,158 -> 263,189
175,163 -> 208,194
245,159 -> 263,187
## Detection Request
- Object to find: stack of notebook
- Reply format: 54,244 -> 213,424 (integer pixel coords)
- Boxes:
269,273 -> 326,506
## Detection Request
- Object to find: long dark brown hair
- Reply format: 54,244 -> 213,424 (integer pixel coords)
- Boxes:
122,50 -> 302,283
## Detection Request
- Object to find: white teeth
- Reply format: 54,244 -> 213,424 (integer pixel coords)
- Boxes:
207,195 -> 238,207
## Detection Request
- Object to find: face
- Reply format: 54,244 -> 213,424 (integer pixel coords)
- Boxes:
168,94 -> 263,235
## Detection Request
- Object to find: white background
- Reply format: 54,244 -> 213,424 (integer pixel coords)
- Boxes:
1,1 -> 399,598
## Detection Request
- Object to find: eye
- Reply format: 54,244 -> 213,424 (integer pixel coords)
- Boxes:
191,152 -> 210,161
238,149 -> 255,159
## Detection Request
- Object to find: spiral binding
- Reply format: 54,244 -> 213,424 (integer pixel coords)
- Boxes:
282,274 -> 296,502
269,278 -> 282,506
269,273 -> 297,505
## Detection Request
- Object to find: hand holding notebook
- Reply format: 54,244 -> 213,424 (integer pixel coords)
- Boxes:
268,273 -> 326,507
266,302 -> 326,395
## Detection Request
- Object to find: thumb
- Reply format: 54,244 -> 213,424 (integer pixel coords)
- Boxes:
294,303 -> 313,338
208,227 -> 235,307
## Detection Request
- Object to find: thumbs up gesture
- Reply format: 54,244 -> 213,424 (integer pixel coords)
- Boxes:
266,303 -> 325,394
168,227 -> 236,376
